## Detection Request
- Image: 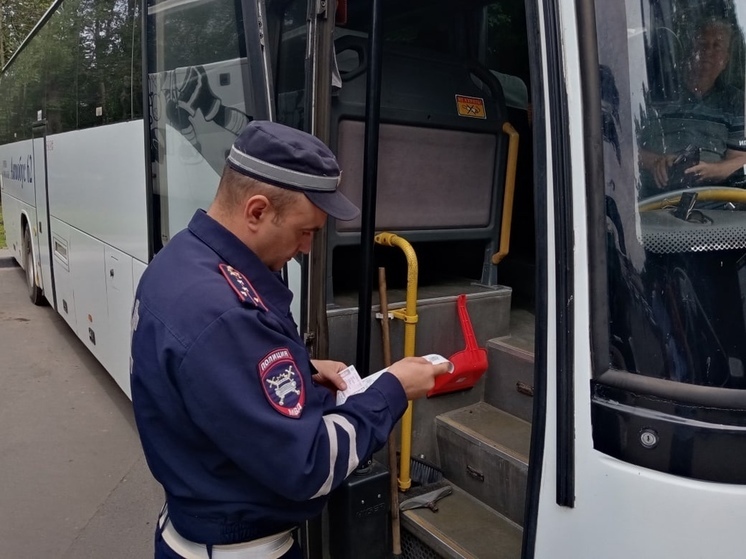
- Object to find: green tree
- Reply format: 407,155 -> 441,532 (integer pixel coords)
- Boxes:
0,0 -> 53,67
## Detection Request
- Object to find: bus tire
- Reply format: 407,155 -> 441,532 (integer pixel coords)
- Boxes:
23,226 -> 44,306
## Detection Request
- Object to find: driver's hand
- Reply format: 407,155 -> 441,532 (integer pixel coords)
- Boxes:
653,154 -> 675,188
686,161 -> 728,183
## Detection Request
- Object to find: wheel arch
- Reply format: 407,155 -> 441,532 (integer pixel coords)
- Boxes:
20,210 -> 38,283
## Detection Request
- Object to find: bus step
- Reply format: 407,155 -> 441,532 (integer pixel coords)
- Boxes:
483,308 -> 535,422
436,402 -> 530,526
400,482 -> 522,559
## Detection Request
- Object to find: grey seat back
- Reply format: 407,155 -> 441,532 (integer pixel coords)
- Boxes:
328,37 -> 509,290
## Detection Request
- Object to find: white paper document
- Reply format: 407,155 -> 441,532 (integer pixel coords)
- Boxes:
335,354 -> 453,405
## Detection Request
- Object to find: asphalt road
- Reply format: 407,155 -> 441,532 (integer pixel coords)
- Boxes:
0,249 -> 163,558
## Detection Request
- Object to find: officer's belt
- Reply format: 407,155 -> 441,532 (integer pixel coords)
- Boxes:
159,507 -> 293,559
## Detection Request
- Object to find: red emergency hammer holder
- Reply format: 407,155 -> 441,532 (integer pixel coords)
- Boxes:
427,294 -> 488,397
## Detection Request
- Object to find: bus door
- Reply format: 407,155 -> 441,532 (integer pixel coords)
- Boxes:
30,120 -> 55,307
531,0 -> 746,557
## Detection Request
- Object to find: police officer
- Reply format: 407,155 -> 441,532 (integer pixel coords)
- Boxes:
130,120 -> 450,559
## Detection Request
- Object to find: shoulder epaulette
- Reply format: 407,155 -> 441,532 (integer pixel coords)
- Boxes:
219,263 -> 268,311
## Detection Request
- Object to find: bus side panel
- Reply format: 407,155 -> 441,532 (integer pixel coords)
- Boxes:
52,216 -> 143,397
133,259 -> 147,292
104,244 -> 137,397
0,141 -> 37,264
67,228 -> 110,370
50,217 -> 77,332
0,192 -> 30,264
46,120 -> 148,263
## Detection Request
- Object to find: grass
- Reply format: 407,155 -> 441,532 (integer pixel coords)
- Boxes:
0,203 -> 5,249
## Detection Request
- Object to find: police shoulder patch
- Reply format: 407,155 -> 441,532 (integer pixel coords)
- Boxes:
257,348 -> 305,418
219,263 -> 268,311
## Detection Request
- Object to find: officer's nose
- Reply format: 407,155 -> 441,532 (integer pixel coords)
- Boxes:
299,232 -> 314,255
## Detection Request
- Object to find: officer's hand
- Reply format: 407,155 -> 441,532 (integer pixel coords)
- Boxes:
311,359 -> 348,392
387,357 -> 451,400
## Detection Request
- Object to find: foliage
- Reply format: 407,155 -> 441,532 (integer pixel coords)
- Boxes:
0,0 -> 142,142
0,0 -> 52,67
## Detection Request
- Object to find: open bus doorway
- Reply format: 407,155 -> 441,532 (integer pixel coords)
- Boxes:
269,0 -> 539,555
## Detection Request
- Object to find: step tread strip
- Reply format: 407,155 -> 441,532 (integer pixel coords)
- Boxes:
401,483 -> 522,559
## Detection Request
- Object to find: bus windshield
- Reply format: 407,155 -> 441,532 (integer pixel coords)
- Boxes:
599,0 -> 746,389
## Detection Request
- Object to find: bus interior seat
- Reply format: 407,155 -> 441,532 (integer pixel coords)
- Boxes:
328,34 -> 509,301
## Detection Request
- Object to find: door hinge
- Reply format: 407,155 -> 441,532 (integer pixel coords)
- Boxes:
315,0 -> 328,18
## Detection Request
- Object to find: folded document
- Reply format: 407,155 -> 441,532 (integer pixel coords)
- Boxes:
335,354 -> 454,405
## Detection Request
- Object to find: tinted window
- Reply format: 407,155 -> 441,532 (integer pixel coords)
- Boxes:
0,0 -> 142,143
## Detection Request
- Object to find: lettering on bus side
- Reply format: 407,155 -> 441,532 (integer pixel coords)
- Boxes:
1,155 -> 33,188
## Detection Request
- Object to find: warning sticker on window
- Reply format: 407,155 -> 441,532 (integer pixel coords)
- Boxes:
455,95 -> 486,119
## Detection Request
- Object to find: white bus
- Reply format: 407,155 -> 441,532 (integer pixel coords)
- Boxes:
2,0 -> 746,557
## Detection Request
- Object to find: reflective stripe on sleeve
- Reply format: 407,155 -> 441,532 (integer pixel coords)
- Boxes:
311,414 -> 360,498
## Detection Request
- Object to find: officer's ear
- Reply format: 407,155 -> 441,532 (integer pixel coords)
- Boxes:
244,195 -> 271,231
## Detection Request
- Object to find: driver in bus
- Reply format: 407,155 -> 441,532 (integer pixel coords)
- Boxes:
638,16 -> 746,195
130,120 -> 451,559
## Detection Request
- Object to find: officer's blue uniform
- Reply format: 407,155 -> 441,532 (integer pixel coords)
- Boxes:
130,209 -> 408,554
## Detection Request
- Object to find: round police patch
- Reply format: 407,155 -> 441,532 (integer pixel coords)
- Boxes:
257,348 -> 305,418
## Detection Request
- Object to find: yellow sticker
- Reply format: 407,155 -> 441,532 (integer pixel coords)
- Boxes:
455,95 -> 486,119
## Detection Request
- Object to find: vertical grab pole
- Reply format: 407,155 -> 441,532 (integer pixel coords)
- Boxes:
375,232 -> 419,491
354,0 -> 384,381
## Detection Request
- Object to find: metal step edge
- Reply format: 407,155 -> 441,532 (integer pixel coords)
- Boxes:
436,403 -> 530,468
487,307 -> 536,357
400,482 -> 523,559
487,336 -> 534,362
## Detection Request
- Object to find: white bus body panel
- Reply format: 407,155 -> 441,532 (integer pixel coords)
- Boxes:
49,207 -> 139,397
0,192 -> 34,265
51,218 -> 77,331
44,121 -> 147,396
0,122 -> 149,397
532,2 -> 746,557
104,244 -> 136,396
286,257 -> 302,327
0,140 -> 38,265
66,227 -> 110,368
46,121 -> 148,263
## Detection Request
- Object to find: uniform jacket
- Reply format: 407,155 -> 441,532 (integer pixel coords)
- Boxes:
130,209 -> 408,545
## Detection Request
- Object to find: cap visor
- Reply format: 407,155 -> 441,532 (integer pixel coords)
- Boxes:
305,190 -> 360,221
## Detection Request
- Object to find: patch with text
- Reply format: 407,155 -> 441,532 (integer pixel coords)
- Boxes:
258,348 -> 305,418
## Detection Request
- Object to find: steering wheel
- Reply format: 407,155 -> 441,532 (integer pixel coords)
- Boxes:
638,186 -> 746,212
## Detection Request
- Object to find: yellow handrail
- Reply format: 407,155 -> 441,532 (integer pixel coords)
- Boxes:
374,231 -> 418,491
492,122 -> 520,265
